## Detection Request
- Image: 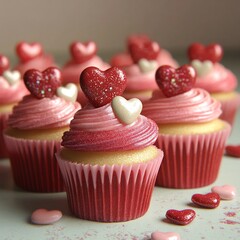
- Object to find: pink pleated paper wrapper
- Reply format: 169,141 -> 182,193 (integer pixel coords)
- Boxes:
156,123 -> 231,189
4,133 -> 64,192
56,149 -> 163,222
0,113 -> 10,158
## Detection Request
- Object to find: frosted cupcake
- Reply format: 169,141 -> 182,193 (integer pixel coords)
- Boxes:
110,34 -> 178,102
4,67 -> 81,192
142,64 -> 231,189
56,66 -> 163,222
0,54 -> 29,158
61,41 -> 110,105
14,41 -> 56,76
188,43 -> 240,125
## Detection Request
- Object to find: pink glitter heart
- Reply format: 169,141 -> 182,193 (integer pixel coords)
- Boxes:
151,231 -> 181,240
31,209 -> 62,225
211,185 -> 236,200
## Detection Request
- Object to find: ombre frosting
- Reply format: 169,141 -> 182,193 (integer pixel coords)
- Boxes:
194,63 -> 237,93
0,77 -> 28,104
8,95 -> 81,130
142,88 -> 222,124
62,103 -> 158,151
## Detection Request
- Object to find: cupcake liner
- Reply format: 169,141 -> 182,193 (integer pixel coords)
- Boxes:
156,124 -> 231,189
219,94 -> 240,125
0,113 -> 10,158
56,150 -> 163,222
4,133 -> 64,192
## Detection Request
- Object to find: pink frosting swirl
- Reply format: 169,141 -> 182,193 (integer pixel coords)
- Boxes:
142,88 -> 222,124
62,103 -> 158,151
8,95 -> 81,130
0,77 -> 29,104
62,56 -> 110,84
194,63 -> 237,92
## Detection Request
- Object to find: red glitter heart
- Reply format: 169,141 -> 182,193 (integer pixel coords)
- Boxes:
70,41 -> 97,63
128,40 -> 160,63
80,66 -> 127,107
225,145 -> 240,158
166,209 -> 196,225
16,42 -> 43,63
188,43 -> 223,63
191,193 -> 220,208
155,65 -> 196,97
0,55 -> 10,75
23,67 -> 62,99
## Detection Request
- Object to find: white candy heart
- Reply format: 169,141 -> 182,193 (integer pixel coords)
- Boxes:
191,59 -> 213,77
3,70 -> 21,85
56,83 -> 78,102
138,58 -> 158,73
211,185 -> 236,200
151,231 -> 181,240
111,96 -> 142,124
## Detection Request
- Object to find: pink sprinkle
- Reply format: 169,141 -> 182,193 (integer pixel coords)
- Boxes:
220,220 -> 240,225
224,212 -> 236,217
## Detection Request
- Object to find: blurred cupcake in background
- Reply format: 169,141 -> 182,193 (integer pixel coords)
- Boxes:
61,41 -> 110,106
4,67 -> 81,192
188,42 -> 240,126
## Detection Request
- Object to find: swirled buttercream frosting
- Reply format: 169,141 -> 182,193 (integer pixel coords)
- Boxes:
142,88 -> 222,124
8,95 -> 81,129
62,103 -> 158,151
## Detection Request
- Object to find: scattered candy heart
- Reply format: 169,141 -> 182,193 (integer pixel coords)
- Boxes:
138,58 -> 158,73
56,83 -> 78,102
80,66 -> 127,107
166,209 -> 196,225
211,185 -> 236,200
31,209 -> 62,225
129,40 -> 160,63
24,67 -> 62,99
155,65 -> 196,97
191,60 -> 213,77
191,193 -> 220,208
16,42 -> 43,63
3,70 -> 21,86
225,145 -> 240,158
151,231 -> 181,240
188,43 -> 223,63
70,41 -> 97,63
0,55 -> 10,75
111,96 -> 142,124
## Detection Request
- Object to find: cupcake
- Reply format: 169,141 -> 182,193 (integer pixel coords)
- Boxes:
110,34 -> 178,102
56,66 -> 163,222
0,54 -> 29,158
142,64 -> 231,189
188,43 -> 240,125
61,41 -> 110,105
4,67 -> 81,192
14,41 -> 56,76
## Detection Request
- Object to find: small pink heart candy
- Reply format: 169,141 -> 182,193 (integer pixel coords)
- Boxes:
211,185 -> 236,200
151,231 -> 181,240
31,209 -> 62,225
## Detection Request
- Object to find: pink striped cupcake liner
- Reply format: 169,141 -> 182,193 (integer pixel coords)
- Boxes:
56,150 -> 163,222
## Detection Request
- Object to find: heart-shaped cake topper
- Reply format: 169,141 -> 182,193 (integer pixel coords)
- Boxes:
191,59 -> 213,77
211,185 -> 236,200
56,83 -> 78,102
0,55 -> 10,75
166,209 -> 196,225
31,209 -> 62,225
24,67 -> 62,99
111,96 -> 142,124
3,70 -> 21,86
70,41 -> 97,63
188,43 -> 223,63
127,34 -> 150,48
155,65 -> 196,97
151,231 -> 181,240
191,193 -> 220,208
16,42 -> 43,63
80,66 -> 127,107
138,58 -> 158,73
129,40 -> 160,63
